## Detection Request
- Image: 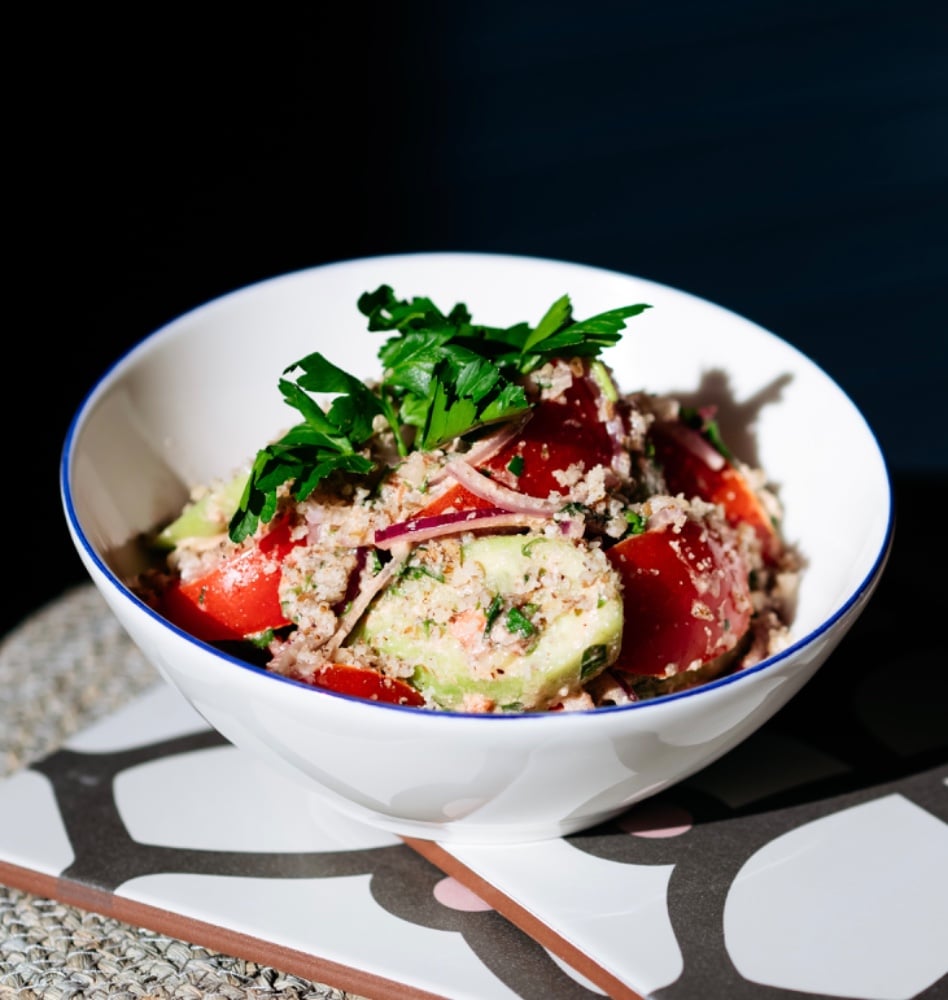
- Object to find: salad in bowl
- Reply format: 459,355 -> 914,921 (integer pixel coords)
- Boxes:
131,283 -> 799,714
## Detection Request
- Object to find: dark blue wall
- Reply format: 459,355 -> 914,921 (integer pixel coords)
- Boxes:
12,2 -> 948,633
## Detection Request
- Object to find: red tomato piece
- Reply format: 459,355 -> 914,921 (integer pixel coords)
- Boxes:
416,481 -> 496,518
484,372 -> 615,495
305,663 -> 426,707
420,365 -> 616,516
650,420 -> 781,563
159,515 -> 299,643
606,516 -> 752,678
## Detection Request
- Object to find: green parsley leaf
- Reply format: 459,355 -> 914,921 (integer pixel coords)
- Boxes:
520,294 -> 573,353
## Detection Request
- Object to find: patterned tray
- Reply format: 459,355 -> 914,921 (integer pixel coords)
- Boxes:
1,585 -> 945,999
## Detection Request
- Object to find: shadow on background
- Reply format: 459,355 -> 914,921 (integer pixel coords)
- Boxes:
10,3 -> 946,639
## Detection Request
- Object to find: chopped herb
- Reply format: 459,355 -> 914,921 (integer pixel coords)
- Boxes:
521,536 -> 550,557
505,606 -> 537,638
246,628 -> 277,649
624,509 -> 647,535
484,594 -> 504,633
580,644 -> 608,679
506,454 -> 525,477
400,564 -> 446,583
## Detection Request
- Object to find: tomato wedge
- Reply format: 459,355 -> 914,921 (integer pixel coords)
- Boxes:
606,516 -> 752,678
303,663 -> 426,706
650,420 -> 781,563
421,365 -> 617,516
159,515 -> 300,643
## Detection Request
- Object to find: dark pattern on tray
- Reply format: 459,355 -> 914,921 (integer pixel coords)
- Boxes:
29,729 -> 601,1000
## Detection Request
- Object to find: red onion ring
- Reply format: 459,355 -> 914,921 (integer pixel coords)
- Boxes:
444,459 -> 564,515
428,413 -> 533,487
323,541 -> 411,652
375,507 -> 585,549
656,419 -> 726,471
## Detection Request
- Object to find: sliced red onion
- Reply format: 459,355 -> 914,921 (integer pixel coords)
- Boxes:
323,541 -> 410,653
375,507 -> 585,549
657,419 -> 726,471
444,458 -> 564,515
428,413 -> 533,487
645,498 -> 691,533
582,367 -> 629,476
377,506 -> 504,545
554,516 -> 587,540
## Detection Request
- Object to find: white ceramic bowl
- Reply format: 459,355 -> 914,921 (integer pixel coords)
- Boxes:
61,252 -> 893,844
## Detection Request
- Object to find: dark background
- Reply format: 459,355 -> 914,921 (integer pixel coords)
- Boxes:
8,2 -> 947,639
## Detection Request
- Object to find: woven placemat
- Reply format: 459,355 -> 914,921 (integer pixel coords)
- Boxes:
0,584 -> 368,1000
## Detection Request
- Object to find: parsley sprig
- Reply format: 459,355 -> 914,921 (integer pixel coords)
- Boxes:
229,285 -> 650,542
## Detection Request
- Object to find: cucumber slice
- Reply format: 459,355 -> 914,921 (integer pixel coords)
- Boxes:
154,470 -> 249,549
355,533 -> 623,712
